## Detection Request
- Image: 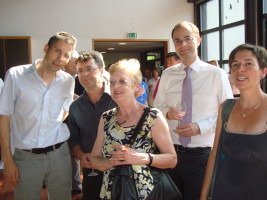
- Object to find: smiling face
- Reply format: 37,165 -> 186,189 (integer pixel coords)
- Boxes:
110,69 -> 139,104
172,26 -> 201,65
43,40 -> 73,72
230,49 -> 267,91
77,58 -> 103,91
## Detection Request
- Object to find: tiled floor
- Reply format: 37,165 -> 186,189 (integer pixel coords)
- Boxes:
0,169 -> 82,200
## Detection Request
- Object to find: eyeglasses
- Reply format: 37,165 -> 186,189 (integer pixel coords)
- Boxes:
77,67 -> 98,74
174,36 -> 194,46
54,48 -> 71,60
110,79 -> 133,87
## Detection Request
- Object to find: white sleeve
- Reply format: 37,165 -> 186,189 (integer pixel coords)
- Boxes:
153,72 -> 169,118
0,70 -> 15,116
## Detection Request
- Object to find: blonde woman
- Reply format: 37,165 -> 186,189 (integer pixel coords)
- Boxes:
90,59 -> 177,200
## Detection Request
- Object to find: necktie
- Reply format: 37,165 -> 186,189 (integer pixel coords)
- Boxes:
179,67 -> 192,147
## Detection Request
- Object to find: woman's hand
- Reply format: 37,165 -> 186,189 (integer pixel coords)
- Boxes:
109,144 -> 148,166
136,87 -> 145,98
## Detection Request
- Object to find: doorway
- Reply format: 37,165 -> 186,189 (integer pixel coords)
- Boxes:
92,39 -> 169,75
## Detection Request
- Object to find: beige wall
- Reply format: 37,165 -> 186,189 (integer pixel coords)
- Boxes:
0,0 -> 193,61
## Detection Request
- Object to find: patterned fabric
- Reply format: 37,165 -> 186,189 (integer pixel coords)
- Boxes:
100,107 -> 159,200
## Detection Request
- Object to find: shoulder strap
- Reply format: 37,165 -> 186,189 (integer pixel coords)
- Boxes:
129,107 -> 150,147
221,99 -> 236,126
208,99 -> 236,199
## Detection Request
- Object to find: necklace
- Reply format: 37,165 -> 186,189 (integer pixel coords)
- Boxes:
117,107 -> 129,126
117,104 -> 141,125
118,120 -> 126,126
239,94 -> 264,118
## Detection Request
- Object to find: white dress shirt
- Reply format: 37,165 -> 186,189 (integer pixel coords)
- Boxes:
154,58 -> 233,148
148,76 -> 160,106
0,60 -> 74,149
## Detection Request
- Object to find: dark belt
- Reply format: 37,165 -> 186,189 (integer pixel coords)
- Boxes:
22,142 -> 65,154
174,144 -> 211,153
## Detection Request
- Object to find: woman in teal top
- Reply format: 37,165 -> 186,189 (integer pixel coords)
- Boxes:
201,44 -> 267,200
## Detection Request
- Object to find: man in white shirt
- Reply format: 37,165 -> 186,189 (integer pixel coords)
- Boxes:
0,32 -> 76,200
154,21 -> 233,200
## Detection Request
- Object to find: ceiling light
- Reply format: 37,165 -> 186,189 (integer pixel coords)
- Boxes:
101,52 -> 106,54
118,43 -> 126,45
107,48 -> 115,50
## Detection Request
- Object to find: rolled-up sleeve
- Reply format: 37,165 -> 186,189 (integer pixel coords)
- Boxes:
0,70 -> 15,116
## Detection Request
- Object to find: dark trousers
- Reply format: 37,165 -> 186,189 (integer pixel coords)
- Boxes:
168,146 -> 210,200
82,168 -> 103,200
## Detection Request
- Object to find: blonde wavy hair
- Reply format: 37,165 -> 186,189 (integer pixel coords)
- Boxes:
109,59 -> 142,83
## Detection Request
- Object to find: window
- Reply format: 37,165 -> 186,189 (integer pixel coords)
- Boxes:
260,0 -> 267,91
195,0 -> 267,91
199,0 -> 245,73
260,0 -> 267,48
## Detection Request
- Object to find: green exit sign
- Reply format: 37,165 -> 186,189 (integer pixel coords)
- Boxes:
128,33 -> 137,38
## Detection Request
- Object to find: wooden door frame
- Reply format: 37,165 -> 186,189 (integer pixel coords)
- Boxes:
92,38 -> 169,64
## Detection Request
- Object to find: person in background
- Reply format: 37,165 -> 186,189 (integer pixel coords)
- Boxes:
63,50 -> 79,79
142,68 -> 152,102
142,68 -> 152,85
228,74 -> 240,98
63,50 -> 82,196
67,51 -> 116,200
209,59 -> 219,67
148,68 -> 160,107
154,21 -> 233,200
136,80 -> 148,105
90,59 -> 177,199
201,44 -> 267,200
166,52 -> 181,69
0,31 -> 76,200
0,78 -> 4,169
153,52 -> 181,99
0,78 -> 3,94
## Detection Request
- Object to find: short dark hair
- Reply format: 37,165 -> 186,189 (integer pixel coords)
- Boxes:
166,52 -> 180,60
171,21 -> 200,38
47,31 -> 77,49
228,44 -> 267,71
76,51 -> 104,69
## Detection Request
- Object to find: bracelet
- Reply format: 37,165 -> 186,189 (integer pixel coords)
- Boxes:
147,153 -> 153,166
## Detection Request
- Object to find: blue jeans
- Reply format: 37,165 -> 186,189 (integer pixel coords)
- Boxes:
168,147 -> 210,200
13,142 -> 72,200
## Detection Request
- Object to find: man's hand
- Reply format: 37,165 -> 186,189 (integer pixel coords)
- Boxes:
166,107 -> 187,121
4,159 -> 19,187
80,153 -> 92,168
174,123 -> 200,137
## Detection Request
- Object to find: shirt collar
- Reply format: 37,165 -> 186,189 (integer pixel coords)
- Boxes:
179,57 -> 202,72
81,81 -> 110,101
